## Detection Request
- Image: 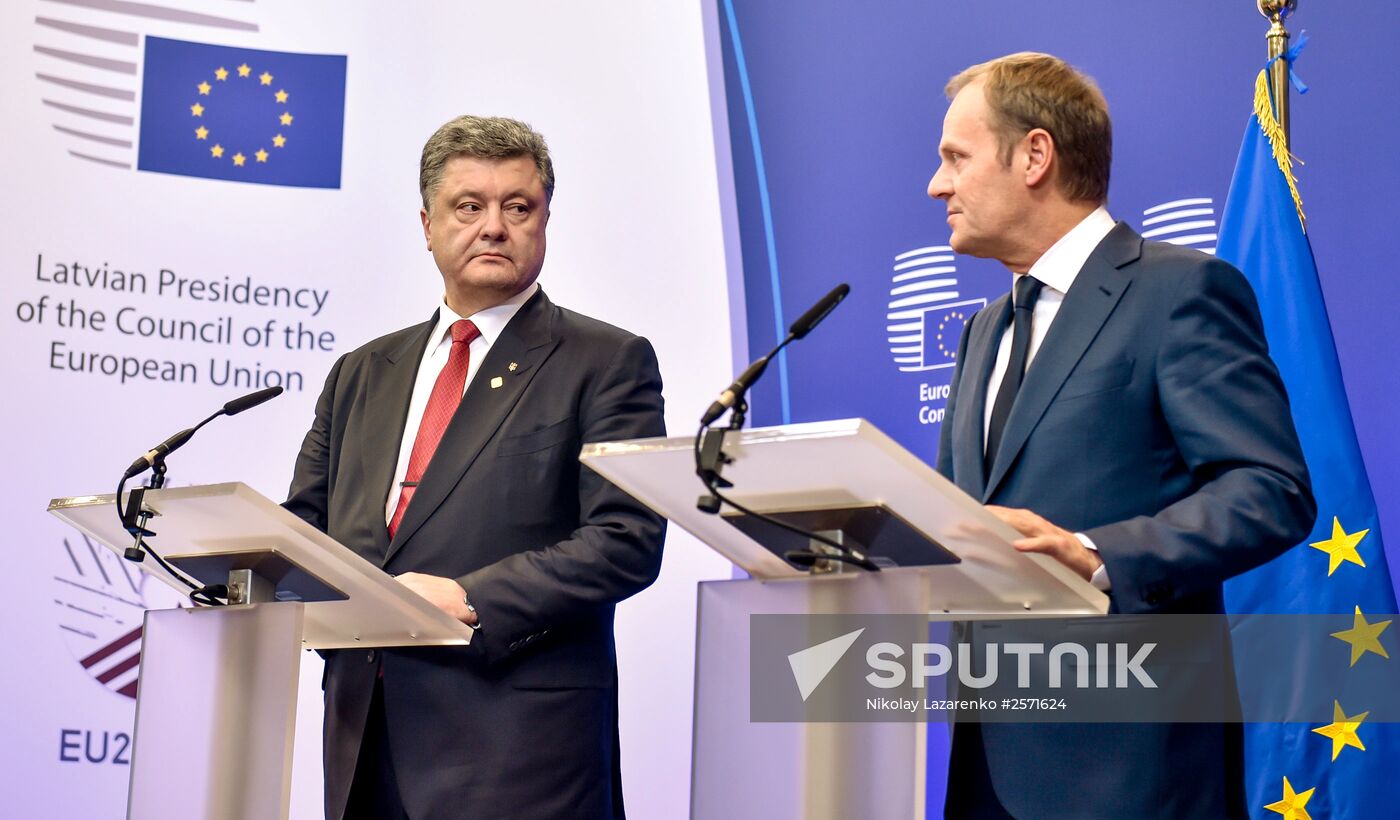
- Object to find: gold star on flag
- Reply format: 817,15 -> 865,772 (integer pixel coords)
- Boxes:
255,148 -> 268,163
215,67 -> 228,81
191,102 -> 205,117
237,63 -> 252,78
259,71 -> 273,86
279,112 -> 294,126
1312,700 -> 1368,761
232,152 -> 246,166
1264,777 -> 1314,820
211,144 -> 224,158
197,81 -> 211,95
272,134 -> 287,148
1310,517 -> 1369,576
1331,606 -> 1391,667
275,89 -> 289,104
195,125 -> 209,140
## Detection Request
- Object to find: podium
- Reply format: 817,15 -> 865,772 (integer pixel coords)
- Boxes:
581,419 -> 1108,820
48,482 -> 472,820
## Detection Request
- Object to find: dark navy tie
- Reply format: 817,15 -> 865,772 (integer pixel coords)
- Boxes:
984,275 -> 1045,477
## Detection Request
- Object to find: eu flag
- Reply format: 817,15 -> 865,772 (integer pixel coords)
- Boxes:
136,37 -> 346,189
1219,69 -> 1400,819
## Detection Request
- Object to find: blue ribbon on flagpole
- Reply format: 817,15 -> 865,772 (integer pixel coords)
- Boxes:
1265,30 -> 1310,95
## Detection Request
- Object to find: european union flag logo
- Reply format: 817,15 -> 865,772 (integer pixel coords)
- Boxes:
918,298 -> 985,371
136,37 -> 346,188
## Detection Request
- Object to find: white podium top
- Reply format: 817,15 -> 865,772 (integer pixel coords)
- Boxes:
582,418 -> 1108,617
49,482 -> 473,649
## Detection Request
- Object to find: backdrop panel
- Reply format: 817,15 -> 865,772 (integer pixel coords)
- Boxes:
707,1 -> 1400,816
1,2 -> 731,817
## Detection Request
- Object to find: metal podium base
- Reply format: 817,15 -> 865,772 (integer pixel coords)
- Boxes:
693,571 -> 931,820
128,603 -> 304,820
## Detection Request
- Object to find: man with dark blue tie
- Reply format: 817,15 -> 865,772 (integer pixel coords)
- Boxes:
929,52 -> 1315,819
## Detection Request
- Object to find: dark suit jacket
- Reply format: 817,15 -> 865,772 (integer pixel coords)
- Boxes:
285,288 -> 666,820
936,224 -> 1314,819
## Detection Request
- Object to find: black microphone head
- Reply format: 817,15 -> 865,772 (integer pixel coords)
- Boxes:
788,283 -> 850,339
224,386 -> 284,416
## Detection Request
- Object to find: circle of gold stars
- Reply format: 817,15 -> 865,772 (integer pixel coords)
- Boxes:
190,62 -> 293,168
936,310 -> 965,359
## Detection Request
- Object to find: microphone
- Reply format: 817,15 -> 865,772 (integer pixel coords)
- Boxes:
122,427 -> 197,480
700,357 -> 771,427
700,284 -> 849,425
122,386 -> 286,479
788,283 -> 849,339
224,385 -> 283,416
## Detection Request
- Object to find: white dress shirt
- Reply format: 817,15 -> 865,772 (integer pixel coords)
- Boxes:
981,207 -> 1116,590
384,282 -> 538,524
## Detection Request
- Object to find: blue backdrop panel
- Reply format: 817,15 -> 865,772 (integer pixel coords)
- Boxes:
714,2 -> 1400,817
714,0 -> 1400,596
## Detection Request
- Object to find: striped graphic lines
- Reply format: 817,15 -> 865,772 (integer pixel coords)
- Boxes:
79,624 -> 143,699
33,0 -> 261,170
1141,197 -> 1217,255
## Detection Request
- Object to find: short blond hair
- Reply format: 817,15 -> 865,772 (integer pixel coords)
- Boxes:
419,115 -> 554,212
947,52 -> 1111,203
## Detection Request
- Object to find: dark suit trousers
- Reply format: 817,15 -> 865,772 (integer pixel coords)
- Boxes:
945,722 -> 1016,820
345,674 -> 410,820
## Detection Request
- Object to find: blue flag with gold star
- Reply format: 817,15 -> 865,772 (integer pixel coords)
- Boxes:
136,37 -> 346,188
1219,69 -> 1400,820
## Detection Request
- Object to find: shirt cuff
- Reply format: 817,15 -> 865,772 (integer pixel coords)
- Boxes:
1074,532 -> 1112,591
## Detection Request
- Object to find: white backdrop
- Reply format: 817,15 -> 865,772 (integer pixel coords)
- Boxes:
0,2 -> 734,817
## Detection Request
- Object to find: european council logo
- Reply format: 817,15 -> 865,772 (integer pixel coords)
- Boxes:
1140,197 -> 1219,255
136,37 -> 346,188
886,245 -> 985,372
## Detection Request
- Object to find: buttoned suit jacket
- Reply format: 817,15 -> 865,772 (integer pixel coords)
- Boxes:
285,288 -> 666,820
935,223 -> 1314,819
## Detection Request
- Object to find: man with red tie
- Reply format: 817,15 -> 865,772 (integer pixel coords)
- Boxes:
285,115 -> 666,819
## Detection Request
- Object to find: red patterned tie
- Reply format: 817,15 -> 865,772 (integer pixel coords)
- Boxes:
388,319 -> 480,540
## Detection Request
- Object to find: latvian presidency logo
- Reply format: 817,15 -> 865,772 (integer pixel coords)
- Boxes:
33,2 -> 346,188
54,533 -> 183,699
885,245 -> 986,372
1140,197 -> 1218,255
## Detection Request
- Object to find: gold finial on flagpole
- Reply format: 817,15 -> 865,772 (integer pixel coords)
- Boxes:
1258,0 -> 1297,146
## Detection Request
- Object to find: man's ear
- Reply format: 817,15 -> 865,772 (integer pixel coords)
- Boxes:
420,207 -> 432,250
1023,128 -> 1054,189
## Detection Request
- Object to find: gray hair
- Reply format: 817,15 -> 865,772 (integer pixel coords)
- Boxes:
419,115 -> 555,212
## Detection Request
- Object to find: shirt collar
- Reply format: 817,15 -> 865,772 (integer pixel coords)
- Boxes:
430,282 -> 539,348
1022,206 -> 1116,295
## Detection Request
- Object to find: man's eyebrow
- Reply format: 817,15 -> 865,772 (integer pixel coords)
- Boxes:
445,186 -> 539,201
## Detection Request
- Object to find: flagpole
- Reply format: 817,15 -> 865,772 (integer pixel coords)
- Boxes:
1257,0 -> 1297,145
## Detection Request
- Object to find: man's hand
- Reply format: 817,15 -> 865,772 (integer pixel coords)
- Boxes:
396,572 -> 479,625
986,505 -> 1103,582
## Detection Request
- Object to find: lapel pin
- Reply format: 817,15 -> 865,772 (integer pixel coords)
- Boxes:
508,362 -> 518,372
490,376 -> 504,389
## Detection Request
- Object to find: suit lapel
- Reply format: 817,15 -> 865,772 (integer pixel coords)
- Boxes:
983,223 -> 1141,501
956,296 -> 1011,498
361,316 -> 437,558
384,289 -> 560,564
